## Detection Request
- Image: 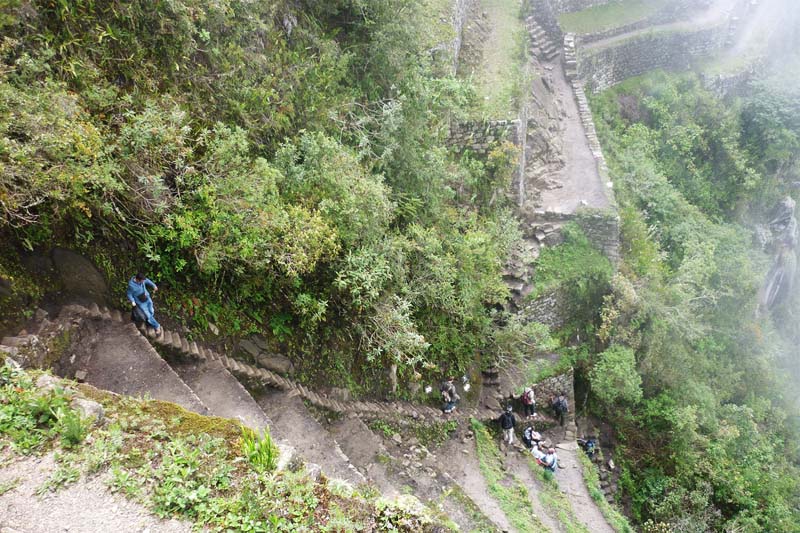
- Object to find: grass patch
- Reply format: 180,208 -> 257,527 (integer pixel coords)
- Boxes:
471,419 -> 546,532
369,418 -> 458,448
577,451 -> 634,532
0,477 -> 19,495
558,0 -> 669,34
528,457 -> 590,533
464,0 -> 529,119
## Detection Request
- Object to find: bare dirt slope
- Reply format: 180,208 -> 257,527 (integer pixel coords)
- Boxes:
436,437 -> 514,532
255,388 -> 365,485
170,357 -> 272,432
0,452 -> 191,533
60,320 -> 207,415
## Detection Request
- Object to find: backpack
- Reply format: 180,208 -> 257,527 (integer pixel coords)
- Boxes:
524,389 -> 535,405
131,304 -> 148,323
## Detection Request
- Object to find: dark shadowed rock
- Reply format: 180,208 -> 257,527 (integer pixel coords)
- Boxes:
0,276 -> 11,297
51,248 -> 108,302
255,352 -> 294,375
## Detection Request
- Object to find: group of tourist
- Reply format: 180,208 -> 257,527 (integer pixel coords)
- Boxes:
440,377 -> 570,473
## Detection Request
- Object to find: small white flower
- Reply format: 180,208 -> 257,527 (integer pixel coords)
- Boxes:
463,383 -> 471,392
606,181 -> 614,188
425,385 -> 433,394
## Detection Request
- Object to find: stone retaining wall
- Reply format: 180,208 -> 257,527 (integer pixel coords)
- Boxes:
448,118 -> 523,155
576,209 -> 620,267
700,60 -> 765,98
578,25 -> 729,93
519,288 -> 568,329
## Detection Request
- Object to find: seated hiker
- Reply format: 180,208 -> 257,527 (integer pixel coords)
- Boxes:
499,406 -> 516,445
542,447 -> 558,473
440,377 -> 460,414
521,386 -> 536,419
522,425 -> 542,450
127,272 -> 161,336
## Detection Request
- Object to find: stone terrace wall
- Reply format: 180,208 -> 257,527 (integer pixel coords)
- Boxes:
528,0 -> 563,42
578,25 -> 729,93
576,209 -> 620,266
519,288 -> 568,329
575,2 -> 709,45
448,119 -> 523,156
700,60 -> 765,98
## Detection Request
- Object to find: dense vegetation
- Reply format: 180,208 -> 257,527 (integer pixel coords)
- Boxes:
0,0 -> 541,392
586,71 -> 800,531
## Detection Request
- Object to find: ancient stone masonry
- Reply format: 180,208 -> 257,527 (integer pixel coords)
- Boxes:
578,26 -> 729,93
447,119 -> 522,156
700,60 -> 766,98
519,289 -> 568,330
576,209 -> 621,266
528,0 -> 563,42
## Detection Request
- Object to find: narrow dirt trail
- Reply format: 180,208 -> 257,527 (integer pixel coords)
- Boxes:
503,448 -> 564,533
436,437 -> 514,532
585,0 -> 739,51
555,442 -> 615,533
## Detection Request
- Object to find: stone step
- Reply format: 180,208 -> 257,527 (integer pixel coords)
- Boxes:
0,335 -> 30,348
159,330 -> 173,346
171,333 -> 183,351
63,320 -> 208,415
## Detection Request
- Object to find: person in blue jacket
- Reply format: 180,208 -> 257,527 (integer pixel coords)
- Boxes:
127,272 -> 161,335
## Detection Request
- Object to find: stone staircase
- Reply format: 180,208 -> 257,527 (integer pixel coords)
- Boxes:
1,302 -> 500,428
564,32 -> 578,80
526,16 -> 560,62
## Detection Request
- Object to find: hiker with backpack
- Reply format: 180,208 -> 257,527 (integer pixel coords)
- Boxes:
440,377 -> 460,414
127,272 -> 161,336
499,405 -> 516,445
551,391 -> 568,426
521,386 -> 536,419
